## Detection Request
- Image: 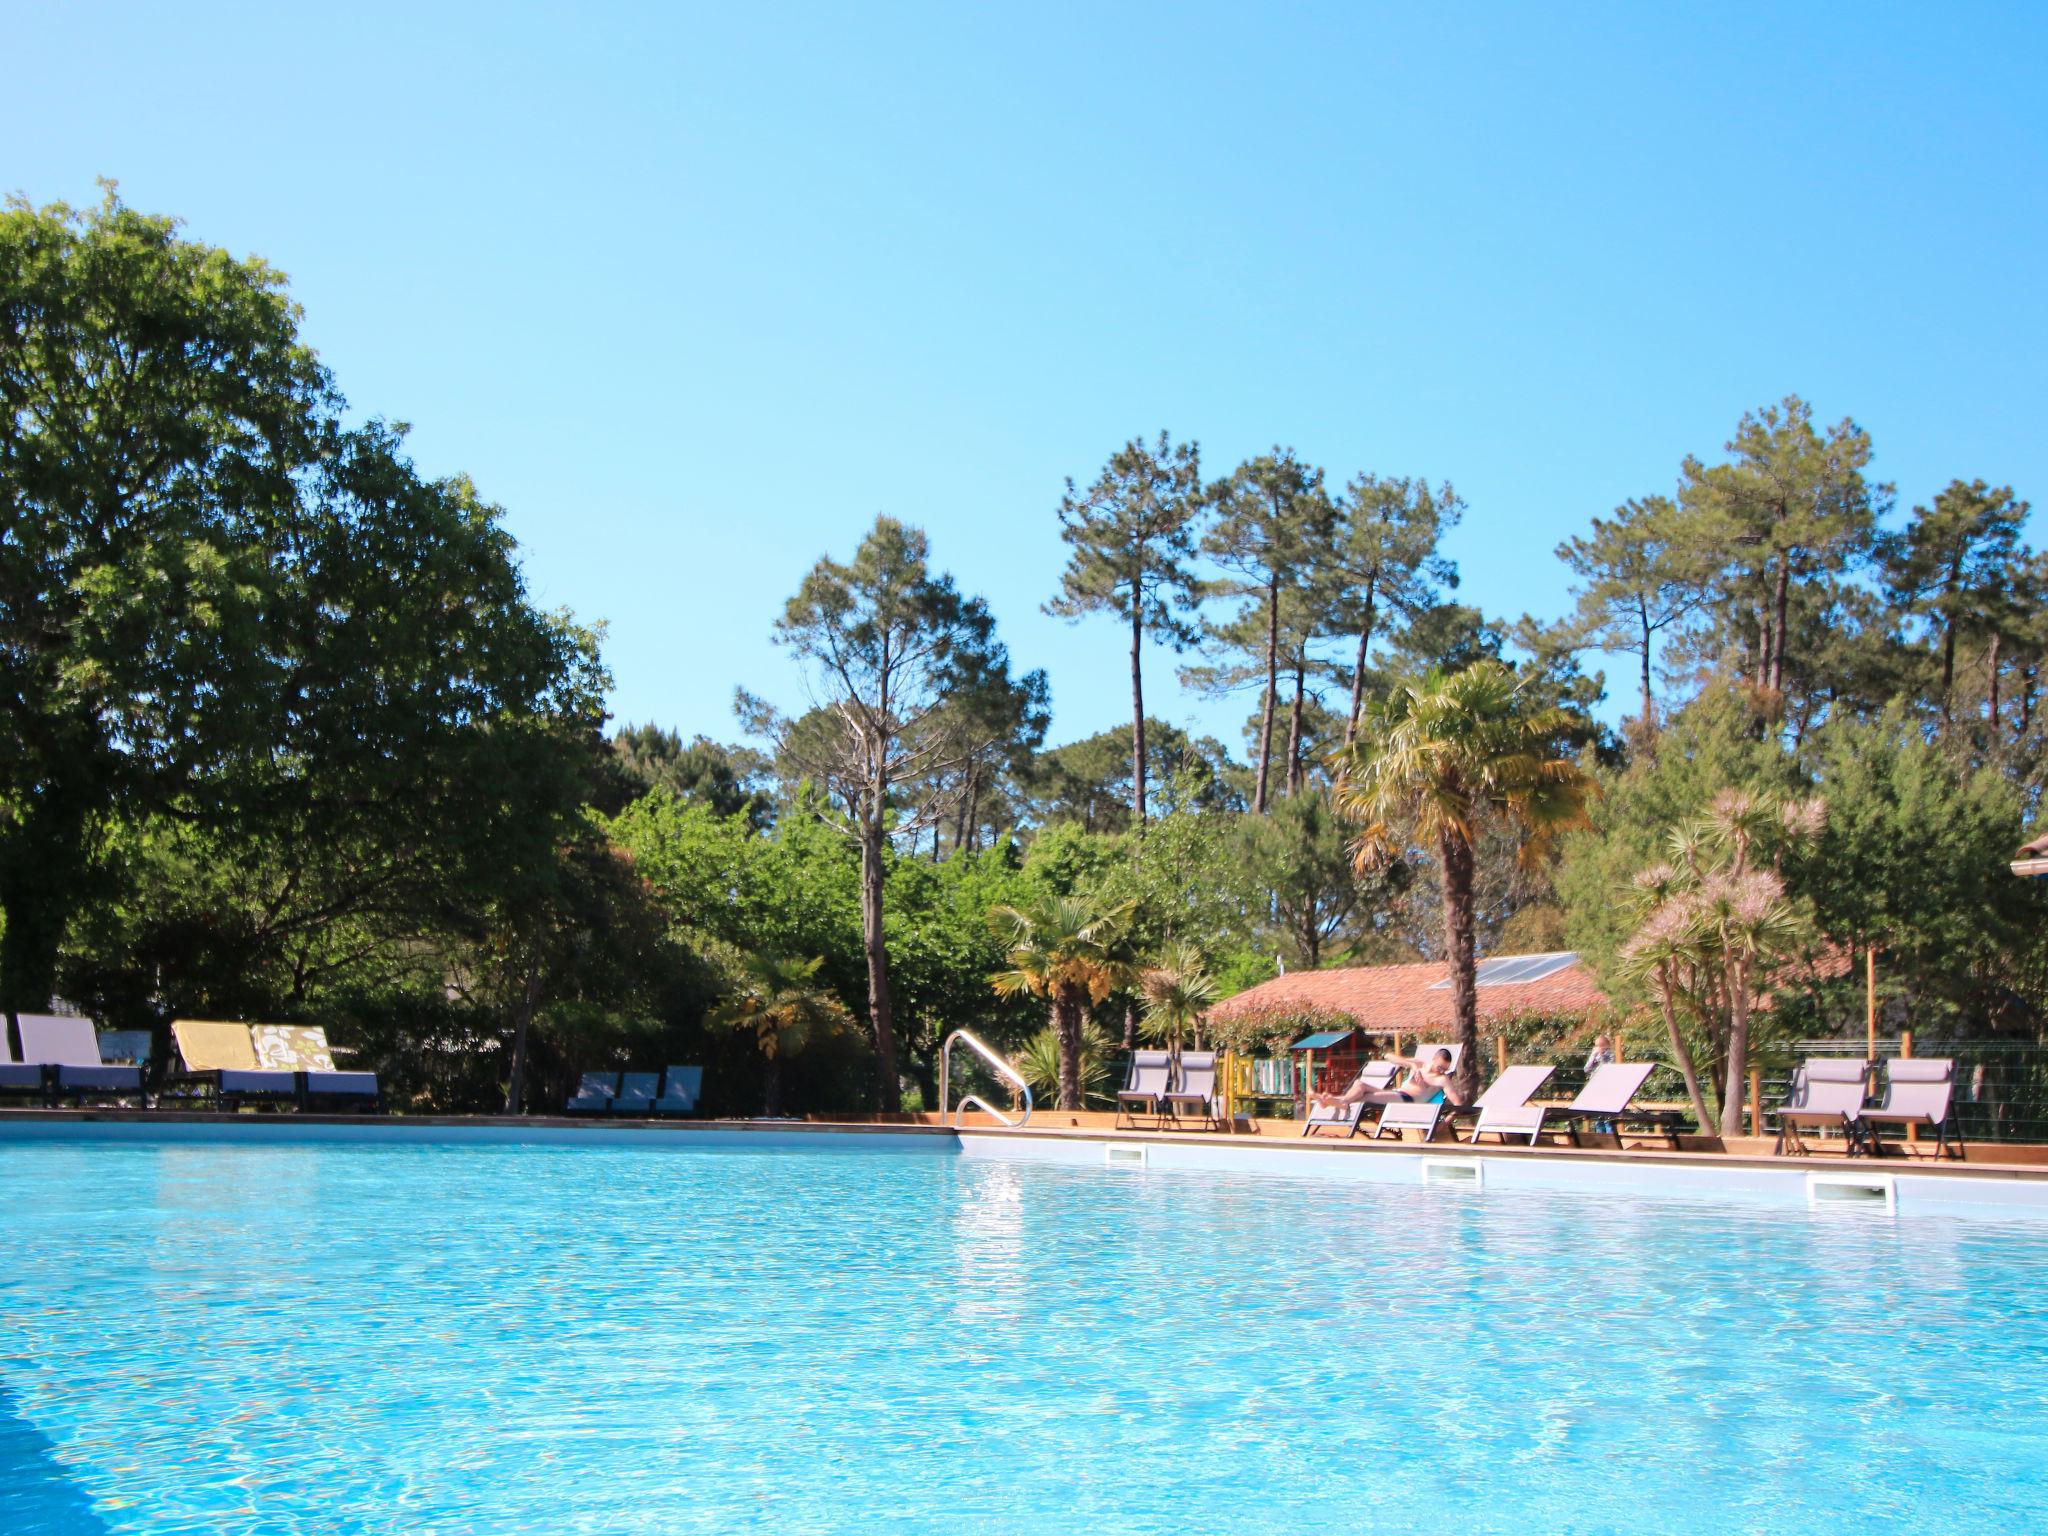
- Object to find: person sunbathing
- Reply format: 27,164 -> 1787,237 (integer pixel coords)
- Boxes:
1308,1049 -> 1466,1111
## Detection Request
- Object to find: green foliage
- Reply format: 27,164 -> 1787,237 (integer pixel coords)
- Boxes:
1015,1020 -> 1117,1107
1794,708 -> 2048,1033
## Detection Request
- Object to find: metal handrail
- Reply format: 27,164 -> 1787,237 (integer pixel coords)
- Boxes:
938,1028 -> 1033,1128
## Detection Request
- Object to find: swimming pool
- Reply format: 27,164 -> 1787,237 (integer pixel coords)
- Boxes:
6,1126 -> 2048,1534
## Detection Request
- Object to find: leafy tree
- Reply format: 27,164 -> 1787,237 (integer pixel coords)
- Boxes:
1678,396 -> 1887,719
1328,475 -> 1462,745
0,187 -> 328,1020
1236,788 -> 1408,970
1553,495 -> 1707,738
611,726 -> 773,827
1334,662 -> 1595,1098
1879,479 -> 2033,733
1197,449 -> 1333,811
705,950 -> 853,1115
750,516 -> 1014,1109
1047,432 -> 1205,827
988,893 -> 1136,1108
1795,708 -> 2048,1034
1020,719 -> 1240,833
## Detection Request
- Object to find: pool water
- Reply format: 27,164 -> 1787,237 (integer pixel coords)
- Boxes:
6,1129 -> 2048,1534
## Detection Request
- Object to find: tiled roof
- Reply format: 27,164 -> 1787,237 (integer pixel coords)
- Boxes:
1209,953 -> 1607,1033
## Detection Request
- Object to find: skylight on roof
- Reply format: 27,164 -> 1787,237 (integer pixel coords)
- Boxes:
1428,952 -> 1577,989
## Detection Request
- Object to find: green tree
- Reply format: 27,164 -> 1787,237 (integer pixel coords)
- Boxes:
1047,432 -> 1205,827
1553,495 -> 1707,739
752,516 -> 1015,1109
610,726 -> 773,827
706,951 -> 853,1116
1333,662 -> 1595,1099
1328,475 -> 1462,745
1879,479 -> 2032,733
1678,396 -> 1887,718
988,893 -> 1136,1109
1197,449 -> 1333,812
1020,719 -> 1240,833
1236,788 -> 1408,970
0,188 -> 328,1020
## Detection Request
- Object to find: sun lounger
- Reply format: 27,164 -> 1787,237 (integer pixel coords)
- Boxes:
1370,1099 -> 1445,1142
1116,1050 -> 1173,1128
249,1024 -> 381,1108
1162,1051 -> 1223,1130
566,1071 -> 619,1114
20,1015 -> 146,1103
302,1071 -> 381,1110
652,1066 -> 703,1117
0,1025 -> 46,1098
1301,1061 -> 1398,1138
611,1072 -> 660,1116
1551,1062 -> 1682,1147
1860,1058 -> 1962,1160
1774,1059 -> 1870,1156
172,1020 -> 296,1106
1462,1064 -> 1559,1145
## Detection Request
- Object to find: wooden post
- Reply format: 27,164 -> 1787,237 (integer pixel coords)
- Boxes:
1902,1030 -> 1917,1145
1495,1036 -> 1509,1073
1748,1068 -> 1762,1139
1865,948 -> 1877,1061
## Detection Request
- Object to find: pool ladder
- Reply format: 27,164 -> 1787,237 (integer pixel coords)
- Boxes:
938,1029 -> 1033,1128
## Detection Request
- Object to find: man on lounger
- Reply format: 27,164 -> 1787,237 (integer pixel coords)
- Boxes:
1309,1049 -> 1466,1111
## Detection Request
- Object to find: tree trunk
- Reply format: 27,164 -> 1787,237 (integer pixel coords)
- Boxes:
1253,577 -> 1279,813
1285,659 -> 1306,795
1718,951 -> 1753,1140
859,820 -> 899,1112
762,1051 -> 783,1117
501,956 -> 544,1114
1344,580 -> 1378,747
1652,966 -> 1712,1134
1122,1001 -> 1137,1052
1129,591 -> 1148,828
1988,631 -> 2002,729
1437,826 -> 1481,1102
1769,557 -> 1791,697
1638,597 -> 1656,736
1941,616 -> 1957,728
1054,985 -> 1084,1110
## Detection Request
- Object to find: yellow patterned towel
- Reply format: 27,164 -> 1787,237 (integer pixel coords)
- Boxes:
172,1020 -> 259,1073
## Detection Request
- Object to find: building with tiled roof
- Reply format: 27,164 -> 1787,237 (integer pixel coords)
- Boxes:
1208,951 -> 1608,1035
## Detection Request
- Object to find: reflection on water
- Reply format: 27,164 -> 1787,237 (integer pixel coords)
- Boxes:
4,1134 -> 2048,1534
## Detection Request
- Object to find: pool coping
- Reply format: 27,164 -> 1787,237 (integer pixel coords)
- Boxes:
6,1105 -> 2045,1177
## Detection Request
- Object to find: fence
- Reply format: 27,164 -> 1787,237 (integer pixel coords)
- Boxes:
1769,1039 -> 2048,1146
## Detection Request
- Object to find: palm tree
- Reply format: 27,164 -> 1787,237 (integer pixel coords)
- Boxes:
705,951 -> 852,1116
987,894 -> 1136,1109
1139,943 -> 1219,1055
1331,662 -> 1594,1100
1619,791 -> 1820,1139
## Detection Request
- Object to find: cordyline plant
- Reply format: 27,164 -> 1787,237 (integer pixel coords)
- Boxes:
988,895 -> 1137,1110
1617,790 -> 1825,1138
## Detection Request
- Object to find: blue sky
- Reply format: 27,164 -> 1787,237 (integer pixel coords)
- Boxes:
11,3 -> 2045,752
